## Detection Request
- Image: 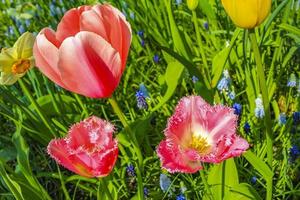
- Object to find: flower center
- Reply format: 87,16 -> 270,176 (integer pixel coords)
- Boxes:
11,59 -> 30,74
190,134 -> 211,155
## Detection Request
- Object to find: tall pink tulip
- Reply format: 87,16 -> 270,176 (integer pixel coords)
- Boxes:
157,96 -> 249,173
47,116 -> 118,177
33,4 -> 132,98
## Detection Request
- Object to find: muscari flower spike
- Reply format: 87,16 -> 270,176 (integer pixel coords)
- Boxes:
228,90 -> 235,100
159,174 -> 172,193
0,32 -> 35,85
175,0 -> 182,5
153,55 -> 159,64
244,122 -> 251,134
251,176 -> 257,184
139,83 -> 150,99
204,21 -> 209,30
217,70 -> 231,91
232,103 -> 242,116
293,112 -> 300,125
255,96 -> 265,119
143,187 -> 149,197
192,75 -> 199,83
278,113 -> 287,125
176,194 -> 186,200
287,73 -> 297,87
126,164 -> 136,177
289,145 -> 300,162
136,90 -> 148,110
137,30 -> 144,38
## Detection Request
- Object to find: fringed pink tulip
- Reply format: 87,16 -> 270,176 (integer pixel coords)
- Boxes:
157,96 -> 249,173
33,4 -> 131,98
47,116 -> 118,177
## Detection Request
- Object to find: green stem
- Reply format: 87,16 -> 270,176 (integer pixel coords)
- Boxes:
192,10 -> 212,88
57,165 -> 71,200
73,94 -> 89,117
18,79 -> 56,138
200,168 -> 213,200
108,97 -> 144,200
100,178 -> 113,200
249,30 -> 273,200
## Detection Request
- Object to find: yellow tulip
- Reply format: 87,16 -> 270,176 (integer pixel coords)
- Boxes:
0,32 -> 35,85
221,0 -> 271,29
187,0 -> 199,11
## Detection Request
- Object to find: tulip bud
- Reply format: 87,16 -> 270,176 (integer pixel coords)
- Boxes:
221,0 -> 271,29
187,0 -> 198,11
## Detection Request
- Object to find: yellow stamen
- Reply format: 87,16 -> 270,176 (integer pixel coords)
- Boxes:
11,59 -> 30,74
190,134 -> 211,155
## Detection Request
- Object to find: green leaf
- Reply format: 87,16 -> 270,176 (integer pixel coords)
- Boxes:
28,94 -> 76,116
243,150 -> 273,180
163,0 -> 190,59
211,28 -> 240,88
211,47 -> 230,88
151,61 -> 184,111
12,124 -> 51,200
224,183 -> 262,200
0,161 -> 25,200
207,158 -> 239,200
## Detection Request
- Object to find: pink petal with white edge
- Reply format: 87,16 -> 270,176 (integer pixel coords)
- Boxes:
58,31 -> 121,98
216,135 -> 249,162
67,116 -> 114,152
92,140 -> 119,177
206,105 -> 238,142
157,140 -> 202,173
165,96 -> 208,146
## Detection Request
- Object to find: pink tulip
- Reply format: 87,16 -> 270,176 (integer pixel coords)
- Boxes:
47,116 -> 118,177
157,96 -> 249,173
33,4 -> 132,98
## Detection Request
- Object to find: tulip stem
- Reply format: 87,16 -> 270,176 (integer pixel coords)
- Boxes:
99,178 -> 113,200
200,169 -> 213,200
18,79 -> 56,138
249,30 -> 273,200
108,97 -> 144,200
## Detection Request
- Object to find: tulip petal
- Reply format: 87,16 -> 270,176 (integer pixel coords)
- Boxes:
92,140 -> 118,177
97,4 -> 131,68
58,31 -> 121,98
56,6 -> 91,42
258,0 -> 271,25
47,139 -> 93,177
157,140 -> 202,173
206,105 -> 237,142
67,116 -> 114,152
34,28 -> 66,88
220,136 -> 249,162
221,0 -> 258,28
80,9 -> 109,41
165,96 -> 208,146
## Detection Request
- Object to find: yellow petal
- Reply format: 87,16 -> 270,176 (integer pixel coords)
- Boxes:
257,0 -> 271,25
0,48 -> 17,73
0,72 -> 19,85
221,0 -> 271,29
13,32 -> 36,59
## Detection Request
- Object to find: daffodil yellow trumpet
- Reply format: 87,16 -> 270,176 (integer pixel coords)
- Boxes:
0,32 -> 35,85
